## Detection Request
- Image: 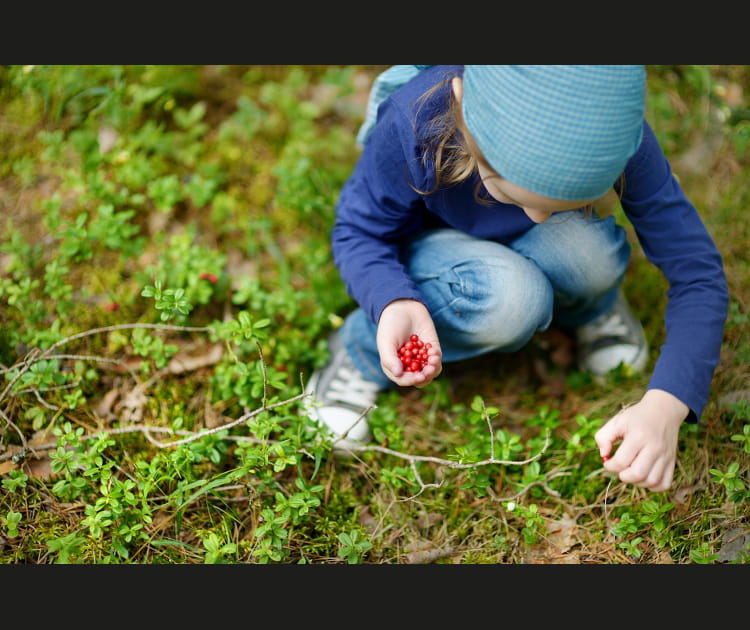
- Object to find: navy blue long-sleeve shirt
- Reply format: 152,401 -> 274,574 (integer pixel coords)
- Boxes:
332,65 -> 729,420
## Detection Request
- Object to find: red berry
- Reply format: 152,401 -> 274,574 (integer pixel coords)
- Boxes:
199,271 -> 219,284
398,334 -> 430,372
103,301 -> 119,311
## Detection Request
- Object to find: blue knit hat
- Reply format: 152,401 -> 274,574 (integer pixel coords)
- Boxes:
462,65 -> 646,201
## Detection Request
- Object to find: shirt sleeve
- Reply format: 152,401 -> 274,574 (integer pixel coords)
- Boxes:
619,121 -> 729,421
332,95 -> 432,324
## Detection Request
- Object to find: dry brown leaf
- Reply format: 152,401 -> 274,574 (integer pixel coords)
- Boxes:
28,429 -> 55,448
404,544 -> 456,564
1,449 -> 55,480
116,387 -> 147,423
23,456 -> 54,480
167,343 -> 223,374
523,544 -> 582,564
655,549 -> 675,564
718,527 -> 750,563
95,387 -> 121,417
547,328 -> 575,368
0,460 -> 17,475
545,513 -> 579,553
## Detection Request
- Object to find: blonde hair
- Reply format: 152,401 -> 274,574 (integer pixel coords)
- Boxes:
413,78 -> 494,204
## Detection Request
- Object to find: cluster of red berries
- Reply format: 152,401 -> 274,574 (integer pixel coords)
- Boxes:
398,334 -> 431,372
199,271 -> 219,284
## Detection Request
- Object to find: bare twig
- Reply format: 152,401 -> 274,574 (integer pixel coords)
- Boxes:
331,428 -> 551,470
0,407 -> 28,452
141,390 -> 310,447
0,323 -> 210,408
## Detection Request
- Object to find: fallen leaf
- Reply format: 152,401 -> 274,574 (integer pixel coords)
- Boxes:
655,549 -> 674,564
718,527 -> 750,563
28,430 -> 55,448
1,449 -> 56,480
116,386 -> 147,423
404,543 -> 456,564
23,456 -> 54,480
167,343 -> 223,374
95,387 -> 121,417
546,513 -> 579,553
522,546 -> 581,564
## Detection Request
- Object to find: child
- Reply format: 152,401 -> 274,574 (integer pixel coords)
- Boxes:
304,65 -> 728,493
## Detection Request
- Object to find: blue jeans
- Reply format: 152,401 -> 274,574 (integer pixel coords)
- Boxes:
341,210 -> 631,388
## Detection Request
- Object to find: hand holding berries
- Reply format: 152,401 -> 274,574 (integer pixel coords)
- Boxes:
398,334 -> 431,372
375,297 -> 442,387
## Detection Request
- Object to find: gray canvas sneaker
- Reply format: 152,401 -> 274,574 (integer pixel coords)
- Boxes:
576,290 -> 649,377
303,330 -> 380,455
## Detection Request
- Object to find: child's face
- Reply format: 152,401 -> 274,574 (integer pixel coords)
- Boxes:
476,160 -> 593,223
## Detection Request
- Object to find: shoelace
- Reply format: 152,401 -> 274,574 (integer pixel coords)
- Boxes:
325,364 -> 380,409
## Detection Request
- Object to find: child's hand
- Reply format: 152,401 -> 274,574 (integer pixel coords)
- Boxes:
595,389 -> 689,492
376,298 -> 442,387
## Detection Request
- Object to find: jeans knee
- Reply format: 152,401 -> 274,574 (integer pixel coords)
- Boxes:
575,259 -> 627,296
483,275 -> 553,349
437,259 -> 553,351
513,213 -> 630,297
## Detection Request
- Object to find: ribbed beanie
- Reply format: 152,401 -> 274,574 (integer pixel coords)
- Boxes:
462,65 -> 646,201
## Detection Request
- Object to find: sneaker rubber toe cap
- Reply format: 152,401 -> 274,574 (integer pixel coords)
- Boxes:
580,343 -> 648,376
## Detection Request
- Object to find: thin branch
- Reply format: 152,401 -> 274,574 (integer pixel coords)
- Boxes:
334,428 -> 552,470
142,391 -> 309,448
0,406 -> 28,452
0,323 -> 210,408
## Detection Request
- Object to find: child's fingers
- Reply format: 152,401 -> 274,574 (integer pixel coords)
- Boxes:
595,418 -> 622,462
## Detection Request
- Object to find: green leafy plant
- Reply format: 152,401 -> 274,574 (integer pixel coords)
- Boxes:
337,529 -> 373,564
2,511 -> 22,538
201,532 -> 238,564
710,462 -> 747,503
0,65 -> 747,564
141,280 -> 193,322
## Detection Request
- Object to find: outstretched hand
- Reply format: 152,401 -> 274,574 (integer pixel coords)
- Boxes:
596,388 -> 689,492
376,298 -> 442,387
